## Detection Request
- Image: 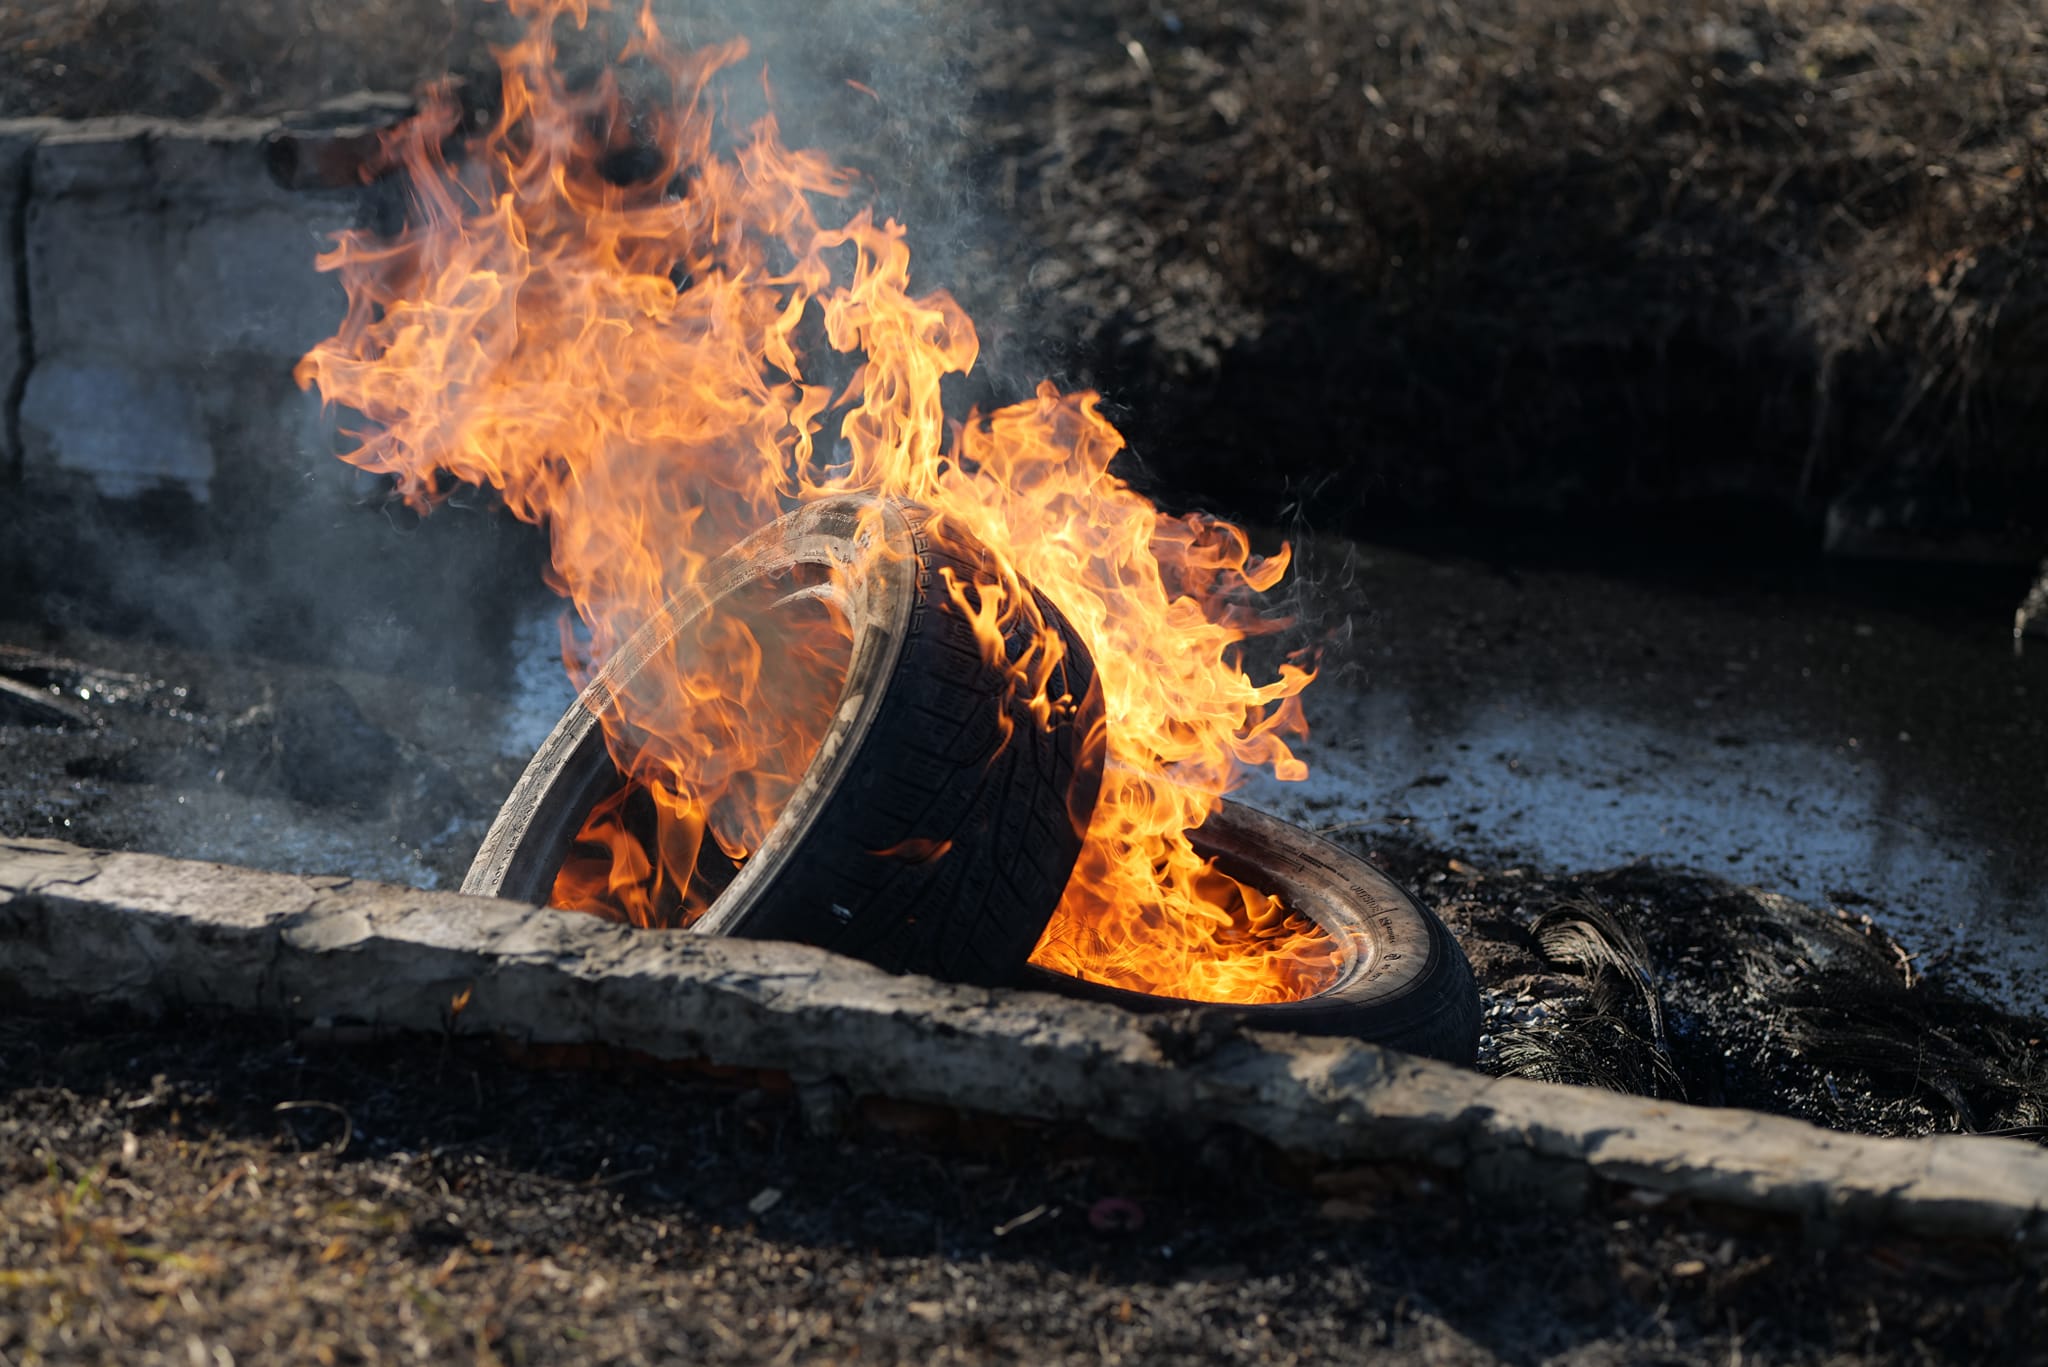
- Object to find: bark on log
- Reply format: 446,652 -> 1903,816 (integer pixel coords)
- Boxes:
3,836 -> 2045,1241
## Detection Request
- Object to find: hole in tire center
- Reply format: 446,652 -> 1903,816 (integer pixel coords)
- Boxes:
549,563 -> 855,928
1197,850 -> 1344,1003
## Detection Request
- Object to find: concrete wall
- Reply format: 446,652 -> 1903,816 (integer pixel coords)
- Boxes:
0,123 -> 44,485
0,106 -> 545,688
0,115 -> 348,497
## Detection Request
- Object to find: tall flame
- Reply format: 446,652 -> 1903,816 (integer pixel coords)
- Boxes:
297,0 -> 1329,1004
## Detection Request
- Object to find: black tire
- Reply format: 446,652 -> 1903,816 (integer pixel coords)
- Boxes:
465,494 -> 1106,986
1016,801 -> 1481,1063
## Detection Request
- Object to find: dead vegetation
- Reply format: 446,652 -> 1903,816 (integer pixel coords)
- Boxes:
1394,852 -> 2048,1137
956,0 -> 2048,540
2,0 -> 2043,541
0,0 -> 474,119
4,1009 -> 2046,1365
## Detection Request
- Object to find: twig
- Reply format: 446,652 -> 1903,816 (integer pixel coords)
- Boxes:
993,1202 -> 1050,1236
194,1160 -> 260,1213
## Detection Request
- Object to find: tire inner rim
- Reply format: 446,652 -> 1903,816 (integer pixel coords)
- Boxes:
550,558 -> 859,929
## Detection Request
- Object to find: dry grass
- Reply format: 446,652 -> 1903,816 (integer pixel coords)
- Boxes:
0,0 -> 482,119
5,1009 -> 2046,1365
961,0 -> 2048,530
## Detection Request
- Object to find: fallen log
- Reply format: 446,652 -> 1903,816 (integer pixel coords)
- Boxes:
3,835 -> 2044,1241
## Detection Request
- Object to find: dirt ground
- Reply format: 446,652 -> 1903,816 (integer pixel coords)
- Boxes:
5,1006 -> 2047,1366
7,545 -> 2046,1143
4,571 -> 2047,1361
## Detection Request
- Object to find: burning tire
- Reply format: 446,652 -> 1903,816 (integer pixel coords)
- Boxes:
465,494 -> 1105,986
1018,802 -> 1481,1064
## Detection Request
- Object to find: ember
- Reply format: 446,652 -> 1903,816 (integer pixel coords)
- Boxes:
296,0 -> 1327,1003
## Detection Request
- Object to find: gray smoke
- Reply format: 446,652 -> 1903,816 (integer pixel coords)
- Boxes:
641,0 -> 1045,404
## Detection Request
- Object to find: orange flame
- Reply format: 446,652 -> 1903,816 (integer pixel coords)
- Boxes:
296,0 -> 1329,1003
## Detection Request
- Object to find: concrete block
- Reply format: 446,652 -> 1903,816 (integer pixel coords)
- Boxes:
30,118 -> 280,200
26,140 -> 352,374
146,119 -> 321,199
261,94 -> 418,193
23,196 -> 176,367
4,835 -> 2047,1244
0,107 -> 542,683
17,355 -> 214,500
166,205 -> 351,359
14,117 -> 357,503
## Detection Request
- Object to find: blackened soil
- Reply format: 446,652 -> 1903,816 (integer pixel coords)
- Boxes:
5,600 -> 2048,1361
5,1008 -> 2046,1366
10,597 -> 2046,1145
0,624 -> 526,892
1364,834 -> 2048,1142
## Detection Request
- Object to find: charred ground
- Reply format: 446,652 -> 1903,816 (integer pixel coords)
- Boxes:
6,549 -> 2047,1362
5,1005 -> 2047,1366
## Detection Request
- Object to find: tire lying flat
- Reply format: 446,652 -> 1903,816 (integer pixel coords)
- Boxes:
465,494 -> 1105,987
1016,801 -> 1481,1064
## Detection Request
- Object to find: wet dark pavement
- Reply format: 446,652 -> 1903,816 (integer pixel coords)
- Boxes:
1241,537 -> 2048,1016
